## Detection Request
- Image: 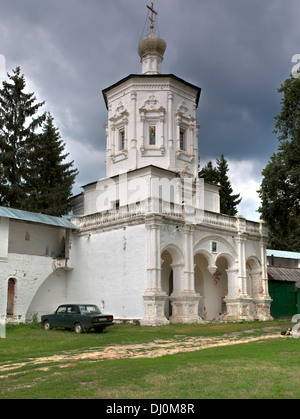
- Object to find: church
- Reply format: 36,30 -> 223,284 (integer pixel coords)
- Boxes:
0,4 -> 273,327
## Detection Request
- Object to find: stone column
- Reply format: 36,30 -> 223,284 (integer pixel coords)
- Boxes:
224,267 -> 251,321
223,216 -> 254,321
254,221 -> 273,320
237,233 -> 248,296
236,232 -> 254,321
140,215 -> 169,326
169,226 -> 201,324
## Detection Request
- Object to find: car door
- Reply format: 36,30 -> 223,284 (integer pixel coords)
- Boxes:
64,305 -> 78,328
53,306 -> 67,327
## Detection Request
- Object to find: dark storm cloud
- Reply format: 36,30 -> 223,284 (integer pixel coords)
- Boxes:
0,0 -> 299,218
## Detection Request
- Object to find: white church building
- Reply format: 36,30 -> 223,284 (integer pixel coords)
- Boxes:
0,5 -> 273,327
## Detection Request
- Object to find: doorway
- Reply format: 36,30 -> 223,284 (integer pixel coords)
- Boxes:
161,250 -> 173,319
7,278 -> 16,317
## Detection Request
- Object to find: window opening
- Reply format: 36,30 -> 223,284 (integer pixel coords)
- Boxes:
149,125 -> 156,145
119,129 -> 125,150
212,242 -> 217,253
180,129 -> 186,151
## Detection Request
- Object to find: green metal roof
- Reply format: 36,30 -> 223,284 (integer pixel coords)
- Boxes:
0,206 -> 77,229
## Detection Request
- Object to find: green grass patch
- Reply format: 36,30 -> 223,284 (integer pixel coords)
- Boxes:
0,320 -> 298,399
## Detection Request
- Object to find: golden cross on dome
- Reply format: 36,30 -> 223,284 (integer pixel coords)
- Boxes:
147,2 -> 158,30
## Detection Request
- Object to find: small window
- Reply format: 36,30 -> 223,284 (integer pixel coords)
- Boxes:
212,242 -> 217,253
149,125 -> 156,145
119,129 -> 125,150
112,200 -> 120,210
180,129 -> 186,151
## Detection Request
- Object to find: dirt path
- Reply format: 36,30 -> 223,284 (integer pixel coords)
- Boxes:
0,327 -> 284,377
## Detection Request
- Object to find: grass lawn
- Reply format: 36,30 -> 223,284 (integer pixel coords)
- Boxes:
0,320 -> 299,399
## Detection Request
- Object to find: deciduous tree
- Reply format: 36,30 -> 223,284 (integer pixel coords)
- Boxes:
258,72 -> 300,250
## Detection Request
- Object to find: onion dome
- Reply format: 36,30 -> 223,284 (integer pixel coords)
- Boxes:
138,30 -> 167,74
138,30 -> 167,60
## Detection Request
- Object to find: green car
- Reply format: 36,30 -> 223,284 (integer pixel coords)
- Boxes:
41,304 -> 114,334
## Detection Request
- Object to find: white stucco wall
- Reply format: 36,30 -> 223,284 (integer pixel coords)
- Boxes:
0,253 -> 67,322
67,223 -> 148,320
8,220 -> 66,258
0,217 -> 9,261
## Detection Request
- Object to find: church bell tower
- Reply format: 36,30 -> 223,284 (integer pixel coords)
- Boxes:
102,3 -> 201,179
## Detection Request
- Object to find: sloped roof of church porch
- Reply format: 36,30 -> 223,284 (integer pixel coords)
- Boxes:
102,74 -> 201,110
0,206 -> 77,229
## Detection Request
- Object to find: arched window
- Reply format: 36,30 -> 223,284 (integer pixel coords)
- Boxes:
7,278 -> 16,316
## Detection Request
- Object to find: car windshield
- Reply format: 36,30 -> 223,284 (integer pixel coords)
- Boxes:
78,305 -> 101,314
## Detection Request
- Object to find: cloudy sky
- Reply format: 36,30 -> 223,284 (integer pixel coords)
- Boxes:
0,0 -> 299,220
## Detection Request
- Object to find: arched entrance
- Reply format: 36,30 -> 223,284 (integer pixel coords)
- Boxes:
246,257 -> 262,299
194,253 -> 229,320
215,256 -> 229,318
161,244 -> 184,321
7,278 -> 16,317
161,250 -> 174,319
194,254 -> 206,318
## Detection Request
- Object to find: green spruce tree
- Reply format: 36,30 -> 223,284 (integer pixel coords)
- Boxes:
198,160 -> 218,184
199,154 -> 242,216
24,113 -> 79,216
0,66 -> 46,208
216,154 -> 242,216
0,67 -> 79,216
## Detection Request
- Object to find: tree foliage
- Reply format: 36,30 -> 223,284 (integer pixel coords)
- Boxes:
258,72 -> 300,250
0,67 -> 78,216
24,113 -> 79,216
0,67 -> 46,208
199,154 -> 242,216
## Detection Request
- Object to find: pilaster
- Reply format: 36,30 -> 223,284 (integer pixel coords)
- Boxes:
129,92 -> 137,170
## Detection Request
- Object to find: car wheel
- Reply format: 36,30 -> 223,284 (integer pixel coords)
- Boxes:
74,323 -> 84,334
43,320 -> 52,331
